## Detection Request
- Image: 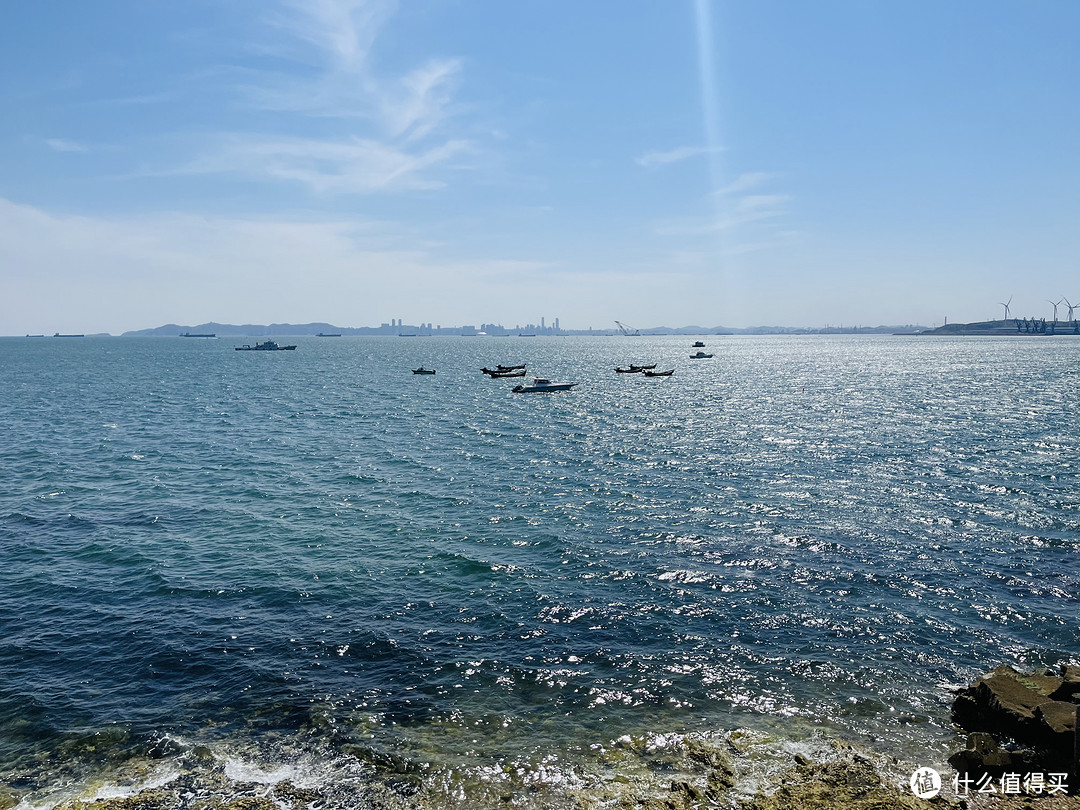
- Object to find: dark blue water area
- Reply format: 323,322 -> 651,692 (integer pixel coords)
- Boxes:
0,335 -> 1078,803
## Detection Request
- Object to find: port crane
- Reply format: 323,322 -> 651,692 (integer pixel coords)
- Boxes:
614,320 -> 640,336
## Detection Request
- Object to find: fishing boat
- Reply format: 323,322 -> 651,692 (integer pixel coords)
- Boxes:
615,366 -> 642,373
482,364 -> 527,376
692,341 -> 705,348
412,367 -> 436,375
643,369 -> 675,377
630,364 -> 657,371
488,370 -> 526,378
512,378 -> 577,393
689,351 -> 713,359
235,340 -> 296,351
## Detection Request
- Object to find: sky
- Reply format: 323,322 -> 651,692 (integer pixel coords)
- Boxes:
2,0 -> 1078,335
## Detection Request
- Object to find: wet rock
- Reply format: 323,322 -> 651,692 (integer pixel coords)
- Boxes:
682,736 -> 736,797
271,779 -> 321,807
736,752 -> 961,810
952,665 -> 1078,772
682,737 -> 731,771
669,779 -> 707,804
948,732 -> 1039,776
221,799 -> 278,810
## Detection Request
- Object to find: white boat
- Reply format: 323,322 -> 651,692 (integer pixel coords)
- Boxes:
512,378 -> 577,393
689,351 -> 713,359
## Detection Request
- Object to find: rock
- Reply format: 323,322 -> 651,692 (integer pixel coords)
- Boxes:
683,737 -> 731,771
737,753 -> 962,810
705,764 -> 735,796
1038,700 -> 1078,736
1053,665 -> 1080,701
682,736 -> 736,798
947,732 -> 1039,776
669,779 -> 706,803
951,665 -> 1079,777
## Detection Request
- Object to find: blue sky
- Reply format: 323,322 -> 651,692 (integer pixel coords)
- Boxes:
2,0 -> 1078,334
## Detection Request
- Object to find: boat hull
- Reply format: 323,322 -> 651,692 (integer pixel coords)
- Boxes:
512,380 -> 576,393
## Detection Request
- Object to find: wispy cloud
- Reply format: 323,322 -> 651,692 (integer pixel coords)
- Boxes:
652,172 -> 792,249
268,0 -> 395,72
192,0 -> 468,193
45,138 -> 88,153
185,134 -> 469,193
714,172 -> 776,195
635,145 -> 722,168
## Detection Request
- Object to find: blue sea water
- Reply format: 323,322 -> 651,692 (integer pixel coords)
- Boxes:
0,334 -> 1077,807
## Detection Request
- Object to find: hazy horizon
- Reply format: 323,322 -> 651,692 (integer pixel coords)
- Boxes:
3,1 -> 1078,335
15,317 -> 941,338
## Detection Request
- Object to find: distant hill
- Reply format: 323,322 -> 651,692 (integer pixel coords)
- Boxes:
124,322 -> 372,337
122,322 -> 932,337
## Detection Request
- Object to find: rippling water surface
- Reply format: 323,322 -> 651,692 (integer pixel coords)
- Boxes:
1,335 -> 1077,807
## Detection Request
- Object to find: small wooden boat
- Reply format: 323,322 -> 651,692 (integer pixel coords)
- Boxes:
643,369 -> 674,377
629,363 -> 657,371
482,367 -> 526,376
615,366 -> 642,373
497,363 -> 526,371
412,367 -> 436,375
512,378 -> 577,393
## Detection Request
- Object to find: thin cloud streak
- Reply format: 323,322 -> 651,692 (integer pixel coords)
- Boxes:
45,138 -> 88,153
713,172 -> 776,195
636,145 -> 722,168
184,134 -> 470,193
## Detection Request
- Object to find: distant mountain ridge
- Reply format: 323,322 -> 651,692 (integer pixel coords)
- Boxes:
121,322 -> 930,337
123,322 -> 354,337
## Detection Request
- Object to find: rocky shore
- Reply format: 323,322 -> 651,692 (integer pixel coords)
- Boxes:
5,666 -> 1078,810
949,665 -> 1079,788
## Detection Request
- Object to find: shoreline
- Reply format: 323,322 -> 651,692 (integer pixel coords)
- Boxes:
6,667 -> 1077,809
8,727 -> 1074,810
0,722 -> 995,810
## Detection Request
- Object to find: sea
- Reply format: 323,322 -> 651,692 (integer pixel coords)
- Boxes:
1,334 -> 1077,808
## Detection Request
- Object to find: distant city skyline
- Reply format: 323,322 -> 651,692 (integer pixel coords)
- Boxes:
2,1 -> 1078,336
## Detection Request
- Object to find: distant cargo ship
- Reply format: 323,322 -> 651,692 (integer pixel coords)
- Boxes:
180,333 -> 216,338
53,333 -> 84,338
316,333 -> 341,337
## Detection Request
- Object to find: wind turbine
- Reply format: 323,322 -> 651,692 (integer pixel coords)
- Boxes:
1047,298 -> 1062,322
1064,297 -> 1075,321
999,296 -> 1012,321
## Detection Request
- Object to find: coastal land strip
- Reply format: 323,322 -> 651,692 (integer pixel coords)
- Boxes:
7,666 -> 1077,810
